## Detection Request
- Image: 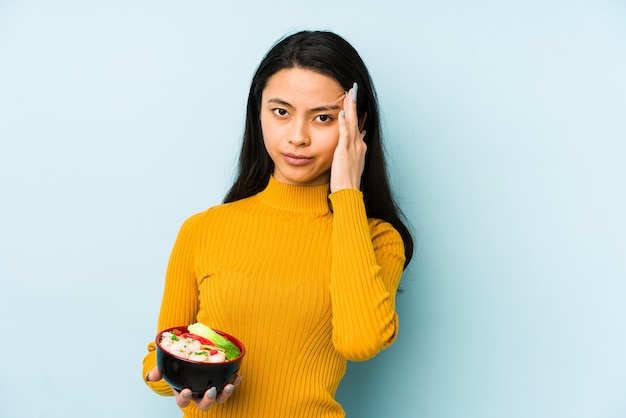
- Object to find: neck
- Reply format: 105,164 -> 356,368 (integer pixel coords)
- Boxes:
257,176 -> 331,215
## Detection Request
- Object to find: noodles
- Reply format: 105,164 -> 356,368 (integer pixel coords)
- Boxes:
160,329 -> 228,363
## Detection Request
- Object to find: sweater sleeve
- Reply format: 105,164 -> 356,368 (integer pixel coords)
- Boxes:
328,189 -> 406,361
142,213 -> 202,395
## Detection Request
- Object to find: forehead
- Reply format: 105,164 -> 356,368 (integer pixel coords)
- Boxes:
262,68 -> 344,105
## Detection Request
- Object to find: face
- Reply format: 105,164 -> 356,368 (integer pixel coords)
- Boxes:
260,68 -> 345,186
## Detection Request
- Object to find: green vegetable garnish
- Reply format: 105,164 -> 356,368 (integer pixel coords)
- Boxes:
187,322 -> 241,360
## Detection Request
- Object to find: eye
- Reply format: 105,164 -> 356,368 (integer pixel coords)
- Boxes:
272,108 -> 288,117
315,114 -> 333,123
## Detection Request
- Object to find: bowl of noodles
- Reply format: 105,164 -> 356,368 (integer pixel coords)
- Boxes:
155,324 -> 245,398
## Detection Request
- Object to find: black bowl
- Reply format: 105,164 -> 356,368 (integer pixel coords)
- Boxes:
155,325 -> 245,398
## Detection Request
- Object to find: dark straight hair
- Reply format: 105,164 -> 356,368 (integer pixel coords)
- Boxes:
224,30 -> 414,268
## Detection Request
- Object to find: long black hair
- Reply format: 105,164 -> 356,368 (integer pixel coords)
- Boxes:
224,30 -> 414,268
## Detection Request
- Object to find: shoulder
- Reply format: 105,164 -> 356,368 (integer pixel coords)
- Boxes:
179,198 -> 254,230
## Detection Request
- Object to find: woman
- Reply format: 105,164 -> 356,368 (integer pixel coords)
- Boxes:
143,30 -> 414,417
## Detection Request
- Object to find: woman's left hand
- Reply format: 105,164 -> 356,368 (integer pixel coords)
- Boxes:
146,366 -> 243,411
330,82 -> 367,192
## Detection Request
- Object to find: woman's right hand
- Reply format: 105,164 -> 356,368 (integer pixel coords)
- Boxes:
146,366 -> 242,411
331,83 -> 367,193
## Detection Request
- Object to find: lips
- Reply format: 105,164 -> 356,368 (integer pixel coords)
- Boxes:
282,153 -> 313,166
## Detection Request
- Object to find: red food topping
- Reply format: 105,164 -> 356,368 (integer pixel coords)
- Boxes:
181,332 -> 214,346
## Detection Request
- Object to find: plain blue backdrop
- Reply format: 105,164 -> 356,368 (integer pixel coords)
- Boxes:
1,1 -> 625,417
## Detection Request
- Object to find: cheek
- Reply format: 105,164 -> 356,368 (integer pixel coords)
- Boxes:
260,118 -> 278,147
319,129 -> 340,151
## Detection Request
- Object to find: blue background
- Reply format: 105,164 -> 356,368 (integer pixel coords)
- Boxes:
1,1 -> 625,417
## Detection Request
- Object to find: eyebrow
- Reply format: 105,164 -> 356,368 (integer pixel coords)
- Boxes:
267,98 -> 342,112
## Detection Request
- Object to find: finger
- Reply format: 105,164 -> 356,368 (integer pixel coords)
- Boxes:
195,387 -> 217,411
345,83 -> 358,126
145,367 -> 162,382
174,388 -> 194,408
342,83 -> 360,144
216,375 -> 243,405
338,106 -> 348,146
338,89 -> 350,136
216,384 -> 235,405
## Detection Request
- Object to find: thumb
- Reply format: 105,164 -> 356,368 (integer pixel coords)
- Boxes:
146,366 -> 162,382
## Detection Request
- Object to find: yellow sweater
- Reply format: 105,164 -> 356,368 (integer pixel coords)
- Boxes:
143,176 -> 406,417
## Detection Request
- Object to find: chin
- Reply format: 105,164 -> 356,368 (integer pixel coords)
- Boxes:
274,170 -> 329,186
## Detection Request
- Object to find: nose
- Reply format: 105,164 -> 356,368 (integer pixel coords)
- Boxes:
288,119 -> 310,146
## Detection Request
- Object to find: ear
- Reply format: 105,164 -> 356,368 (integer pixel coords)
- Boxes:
358,112 -> 368,131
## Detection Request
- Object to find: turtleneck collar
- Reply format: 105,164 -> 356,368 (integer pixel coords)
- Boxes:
256,176 -> 331,215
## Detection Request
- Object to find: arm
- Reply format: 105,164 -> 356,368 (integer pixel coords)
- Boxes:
328,83 -> 406,360
143,213 -> 202,396
329,189 -> 405,361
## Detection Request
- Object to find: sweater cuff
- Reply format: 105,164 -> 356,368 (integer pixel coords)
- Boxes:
143,342 -> 174,396
328,188 -> 364,213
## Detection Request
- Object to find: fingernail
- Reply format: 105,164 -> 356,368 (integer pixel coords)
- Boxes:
340,110 -> 345,118
208,387 -> 217,399
352,82 -> 358,101
182,391 -> 191,399
234,375 -> 243,385
225,385 -> 234,394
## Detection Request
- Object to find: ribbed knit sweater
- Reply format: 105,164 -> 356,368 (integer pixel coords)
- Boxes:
143,176 -> 406,417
